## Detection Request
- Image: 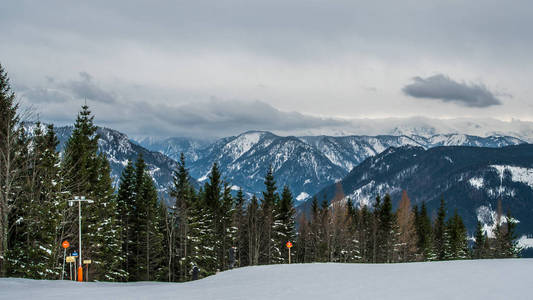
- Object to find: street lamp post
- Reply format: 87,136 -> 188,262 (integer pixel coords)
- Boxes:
69,196 -> 94,282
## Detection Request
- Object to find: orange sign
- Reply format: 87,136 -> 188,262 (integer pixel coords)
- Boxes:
62,241 -> 70,249
286,241 -> 293,248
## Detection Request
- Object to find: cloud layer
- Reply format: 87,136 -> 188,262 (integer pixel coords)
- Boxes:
2,1 -> 532,137
403,74 -> 502,108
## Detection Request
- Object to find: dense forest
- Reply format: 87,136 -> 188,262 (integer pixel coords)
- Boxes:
0,63 -> 520,282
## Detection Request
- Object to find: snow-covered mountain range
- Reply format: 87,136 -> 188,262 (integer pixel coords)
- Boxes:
137,130 -> 525,201
39,122 -> 528,209
310,144 -> 533,245
52,126 -> 178,192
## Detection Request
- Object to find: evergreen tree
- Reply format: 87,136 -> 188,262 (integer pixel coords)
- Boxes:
233,189 -> 247,267
494,210 -> 520,258
188,188 -> 217,278
116,160 -> 136,280
259,165 -> 278,264
220,182 -> 236,269
247,195 -> 261,266
0,63 -> 25,277
8,124 -> 67,279
135,173 -> 164,281
203,163 -> 225,271
433,198 -> 448,260
171,153 -> 194,281
415,202 -> 435,261
472,221 -> 486,259
376,194 -> 396,263
62,105 -> 125,281
85,154 -> 126,281
445,210 -> 468,260
277,186 -> 296,263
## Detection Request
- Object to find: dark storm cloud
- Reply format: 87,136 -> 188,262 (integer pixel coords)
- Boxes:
61,72 -> 116,104
402,74 -> 502,108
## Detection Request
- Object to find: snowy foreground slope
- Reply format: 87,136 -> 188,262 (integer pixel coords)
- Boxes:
1,260 -> 532,300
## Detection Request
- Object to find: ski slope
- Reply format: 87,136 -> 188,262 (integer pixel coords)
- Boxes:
1,259 -> 532,300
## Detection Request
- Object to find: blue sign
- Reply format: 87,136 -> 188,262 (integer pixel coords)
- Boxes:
72,251 -> 78,257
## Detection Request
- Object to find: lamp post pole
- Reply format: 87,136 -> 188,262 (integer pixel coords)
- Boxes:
69,196 -> 93,282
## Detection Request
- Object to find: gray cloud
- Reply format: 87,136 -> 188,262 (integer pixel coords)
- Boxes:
19,87 -> 71,104
402,74 -> 502,108
121,99 -> 350,138
61,72 -> 116,103
3,1 -> 532,137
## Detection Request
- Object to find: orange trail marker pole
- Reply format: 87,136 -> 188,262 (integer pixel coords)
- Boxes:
286,241 -> 293,264
61,241 -> 69,280
78,266 -> 83,282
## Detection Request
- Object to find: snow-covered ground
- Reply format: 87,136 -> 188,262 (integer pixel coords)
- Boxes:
1,259 -> 532,300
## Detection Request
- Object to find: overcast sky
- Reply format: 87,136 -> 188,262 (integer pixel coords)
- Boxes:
1,0 -> 532,138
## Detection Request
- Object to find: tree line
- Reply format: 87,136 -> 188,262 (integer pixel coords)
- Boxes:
0,63 -> 520,282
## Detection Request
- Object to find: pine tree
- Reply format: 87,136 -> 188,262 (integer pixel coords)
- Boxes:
259,165 -> 278,265
85,154 -> 126,281
472,221 -> 486,259
277,186 -> 296,263
188,188 -> 217,278
376,194 -> 396,263
247,195 -> 261,266
446,210 -> 468,260
494,210 -> 520,258
135,173 -> 164,281
0,63 -> 26,277
415,202 -> 434,261
233,189 -> 247,267
433,198 -> 448,260
220,182 -> 236,269
116,160 -> 136,281
171,153 -> 194,281
8,124 -> 67,279
62,105 -> 125,281
203,163 -> 224,271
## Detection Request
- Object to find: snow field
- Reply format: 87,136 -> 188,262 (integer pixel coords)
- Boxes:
1,259 -> 532,300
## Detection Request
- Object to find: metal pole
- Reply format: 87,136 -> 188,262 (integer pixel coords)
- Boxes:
61,248 -> 66,280
289,247 -> 291,264
79,199 -> 82,276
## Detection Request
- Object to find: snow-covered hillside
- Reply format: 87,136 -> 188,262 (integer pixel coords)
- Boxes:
1,260 -> 532,300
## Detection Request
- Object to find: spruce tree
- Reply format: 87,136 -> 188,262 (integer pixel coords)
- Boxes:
86,154 -> 126,281
188,188 -> 217,278
233,189 -> 247,267
9,124 -> 67,279
116,160 -> 136,280
247,195 -> 261,265
203,163 -> 224,271
277,186 -> 296,263
135,173 -> 164,281
473,221 -> 486,259
171,153 -> 194,281
377,194 -> 396,263
260,165 -> 278,264
0,63 -> 25,277
446,210 -> 468,260
433,198 -> 448,260
62,105 -> 125,281
415,202 -> 434,261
